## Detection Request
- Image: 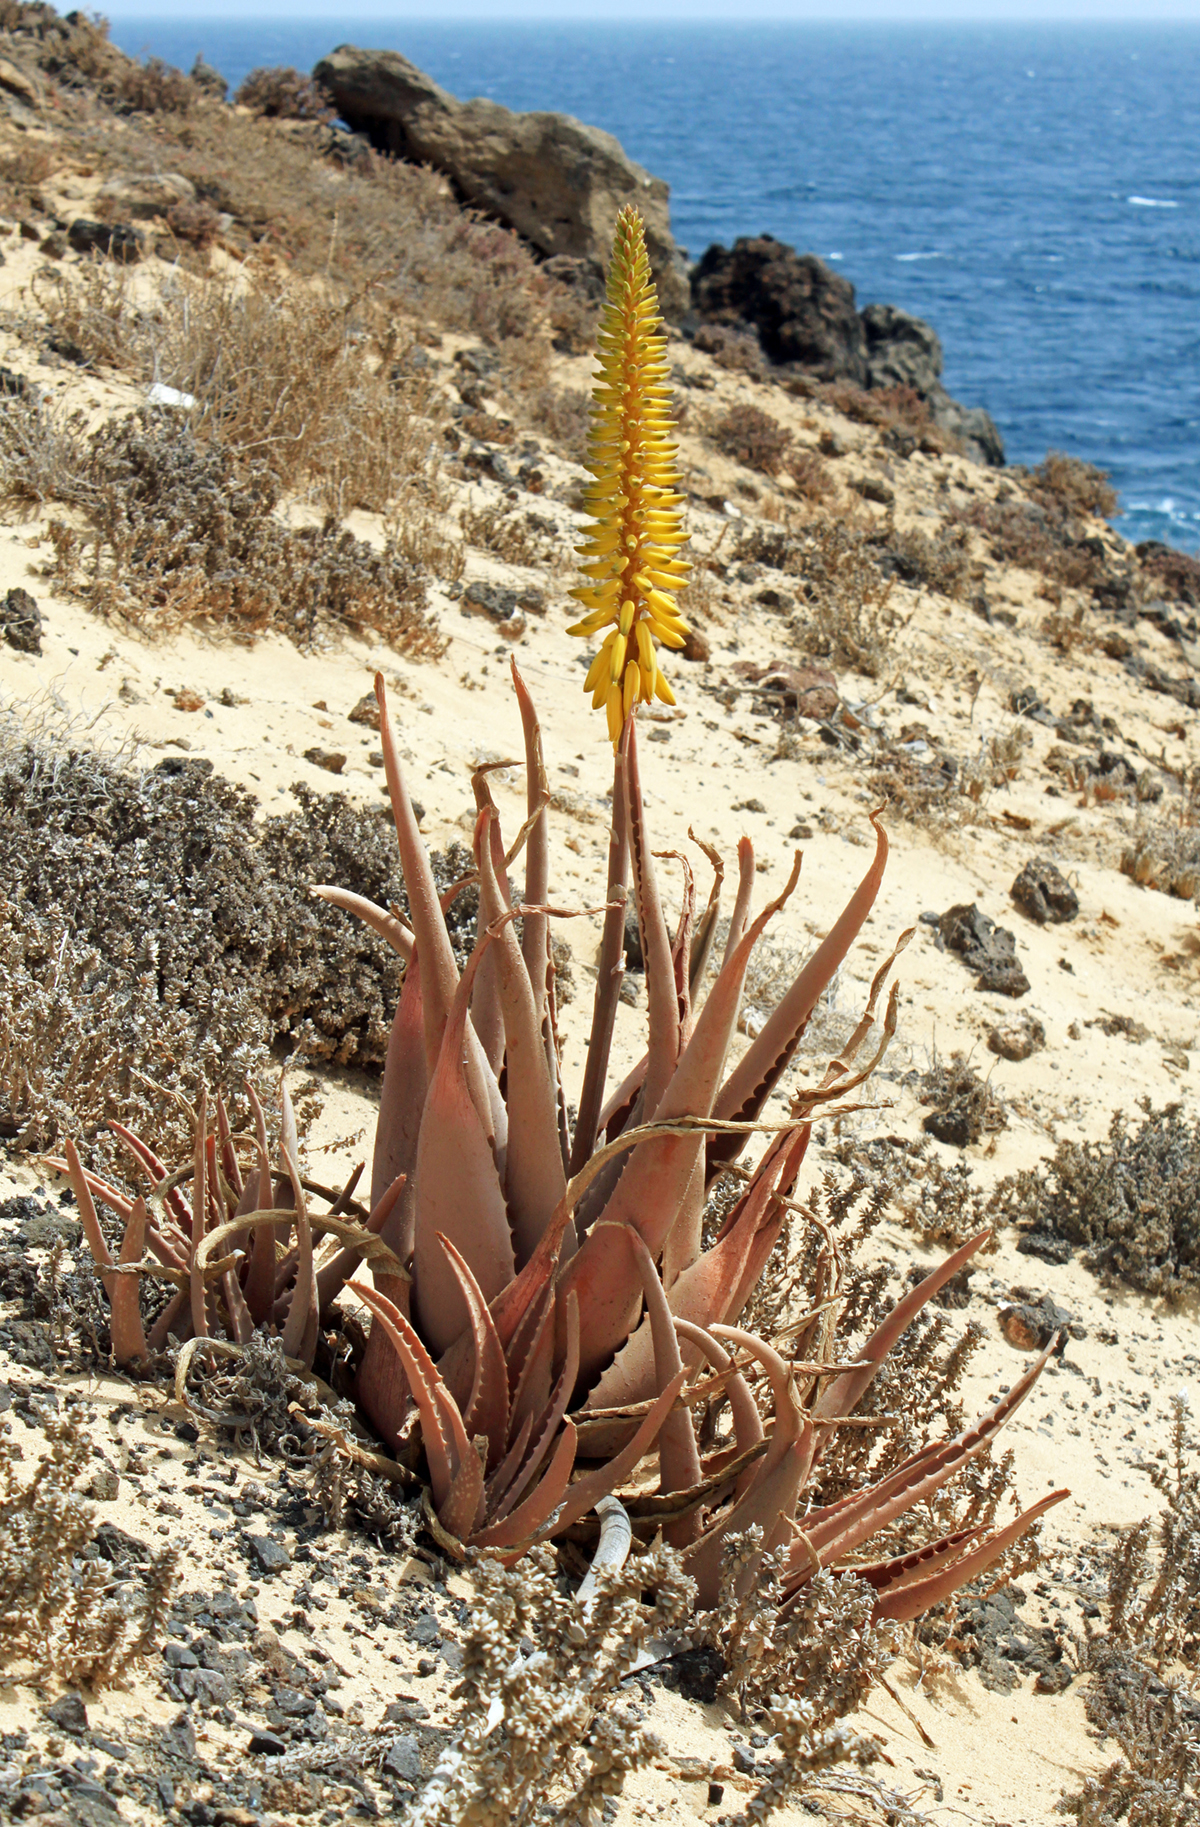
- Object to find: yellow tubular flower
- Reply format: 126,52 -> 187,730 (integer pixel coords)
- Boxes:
567,206 -> 690,745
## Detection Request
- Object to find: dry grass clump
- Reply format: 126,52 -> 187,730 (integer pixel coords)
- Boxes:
883,518 -> 973,602
785,447 -> 836,503
524,384 -> 591,462
234,66 -> 335,122
992,1102 -> 1200,1300
919,1053 -> 1008,1149
1027,451 -> 1119,522
0,1403 -> 176,1685
1136,540 -> 1200,608
459,501 -> 554,568
1059,1393 -> 1199,1826
711,402 -> 793,475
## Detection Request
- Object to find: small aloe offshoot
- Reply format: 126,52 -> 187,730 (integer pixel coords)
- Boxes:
58,207 -> 1066,1617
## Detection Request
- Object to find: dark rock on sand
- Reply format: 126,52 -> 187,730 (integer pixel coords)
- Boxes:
988,1012 -> 1046,1061
313,45 -> 689,318
67,218 -> 143,263
691,236 -> 867,378
1011,858 -> 1079,925
692,242 -> 1005,465
938,903 -> 1030,997
1,586 -> 41,653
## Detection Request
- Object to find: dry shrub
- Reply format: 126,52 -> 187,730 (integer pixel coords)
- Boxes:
1059,1393 -> 1199,1826
164,195 -> 221,248
0,707 -> 483,1150
0,142 -> 57,211
42,412 -> 448,647
919,1052 -> 1008,1148
0,1403 -> 176,1686
882,518 -> 973,601
691,322 -> 764,377
711,402 -> 793,475
785,446 -> 835,502
992,1101 -> 1200,1300
234,66 -> 335,123
1121,799 -> 1200,901
459,501 -> 554,567
0,394 -> 92,510
28,259 -> 146,372
1136,540 -> 1200,608
1028,451 -> 1119,521
115,56 -> 194,116
786,516 -> 899,677
524,384 -> 590,462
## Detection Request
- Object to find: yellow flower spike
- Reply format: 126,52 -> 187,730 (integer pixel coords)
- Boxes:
567,204 -> 690,746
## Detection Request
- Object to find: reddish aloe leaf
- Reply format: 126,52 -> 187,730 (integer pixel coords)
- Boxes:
242,1081 -> 282,1325
413,933 -> 515,1357
553,1368 -> 689,1536
563,843 -> 800,1388
353,1281 -> 468,1513
374,672 -> 462,1079
109,1197 -> 148,1365
870,1490 -> 1070,1624
710,814 -> 889,1162
441,1439 -> 487,1543
475,806 -> 566,1265
794,1337 -> 1061,1576
317,1171 -> 406,1315
370,944 -> 425,1250
813,1227 -> 992,1422
850,1526 -> 981,1599
61,1142 -> 118,1288
510,658 -> 553,1031
309,885 -> 414,962
146,1286 -> 191,1353
471,1419 -> 579,1550
507,1281 -> 557,1449
674,1318 -> 763,1493
108,1121 -> 192,1233
490,1293 -> 580,1524
436,1233 -> 509,1470
280,1144 -> 318,1370
619,1226 -> 701,1545
215,1094 -> 242,1203
189,1089 -> 210,1343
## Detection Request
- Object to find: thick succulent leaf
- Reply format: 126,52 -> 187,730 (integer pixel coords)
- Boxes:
552,1369 -> 689,1536
490,1294 -> 580,1524
441,1439 -> 487,1543
436,1232 -> 508,1470
374,672 -> 463,1078
413,934 -> 515,1357
369,942 -> 425,1244
510,659 -> 553,1031
352,1281 -> 469,1513
618,1227 -> 701,1531
316,1171 -> 407,1314
685,1422 -> 816,1608
710,814 -> 888,1162
189,1089 -> 210,1342
109,1197 -> 149,1365
279,1140 -> 319,1370
848,1526 -> 981,1598
675,1318 -> 762,1500
813,1227 -> 992,1421
869,1490 -> 1070,1624
243,1082 -> 282,1324
471,1420 -> 579,1550
108,1120 -> 192,1234
562,844 -> 800,1388
793,1337 -> 1061,1576
310,886 -> 414,962
475,806 -> 566,1264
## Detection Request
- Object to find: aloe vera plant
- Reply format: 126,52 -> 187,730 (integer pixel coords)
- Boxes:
57,206 -> 1066,1618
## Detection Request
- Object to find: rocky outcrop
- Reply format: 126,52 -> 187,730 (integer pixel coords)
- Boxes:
691,236 -> 866,380
313,45 -> 690,319
692,236 -> 1005,467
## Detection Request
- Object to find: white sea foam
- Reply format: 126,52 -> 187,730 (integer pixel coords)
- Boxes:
895,251 -> 941,262
1127,195 -> 1179,208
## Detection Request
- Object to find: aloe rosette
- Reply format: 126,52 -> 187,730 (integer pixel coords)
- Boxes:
57,208 -> 1066,1619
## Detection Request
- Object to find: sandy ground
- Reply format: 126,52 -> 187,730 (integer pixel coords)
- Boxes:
0,163 -> 1197,1827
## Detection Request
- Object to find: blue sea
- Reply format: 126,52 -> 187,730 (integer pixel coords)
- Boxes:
106,16 -> 1200,552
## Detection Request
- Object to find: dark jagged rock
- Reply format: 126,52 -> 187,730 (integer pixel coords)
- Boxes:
1,586 -> 41,653
313,45 -> 689,318
692,240 -> 1005,465
67,218 -> 143,263
1011,858 -> 1080,925
938,902 -> 1030,997
690,236 -> 866,378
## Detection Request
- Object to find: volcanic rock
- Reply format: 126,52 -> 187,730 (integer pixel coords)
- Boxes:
938,902 -> 1030,997
313,45 -> 689,318
690,236 -> 866,378
1011,858 -> 1080,925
